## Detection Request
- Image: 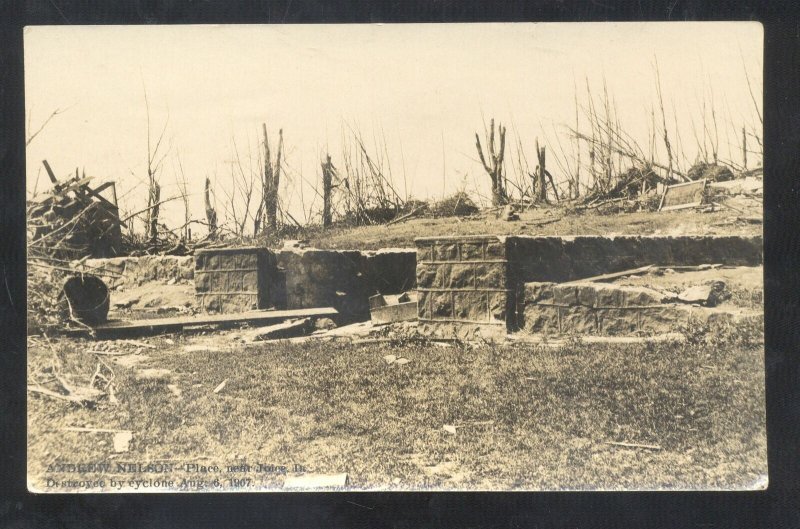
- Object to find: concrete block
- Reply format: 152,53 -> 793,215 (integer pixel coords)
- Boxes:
553,284 -> 578,306
523,305 -> 560,334
454,291 -> 487,321
597,308 -> 639,335
523,282 -> 555,304
559,306 -> 597,334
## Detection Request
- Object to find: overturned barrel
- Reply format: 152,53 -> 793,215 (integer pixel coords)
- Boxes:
61,274 -> 110,325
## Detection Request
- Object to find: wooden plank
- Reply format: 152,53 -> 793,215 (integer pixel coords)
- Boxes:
564,265 -> 655,284
370,301 -> 418,325
86,307 -> 338,337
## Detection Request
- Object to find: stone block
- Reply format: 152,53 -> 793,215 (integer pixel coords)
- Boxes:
597,308 -> 639,336
241,270 -> 259,291
553,284 -> 578,306
623,286 -> 668,307
227,271 -> 243,292
575,283 -> 597,307
594,284 -> 624,308
460,242 -> 484,260
486,239 -> 506,259
488,291 -> 508,323
453,291 -> 487,321
417,291 -> 431,320
559,306 -> 597,334
523,282 -> 555,304
194,271 -> 211,292
431,291 -> 453,319
639,305 -> 691,333
416,263 -> 437,288
417,244 -> 432,263
474,262 -> 506,288
449,264 -> 475,289
433,264 -> 452,288
523,305 -> 560,334
435,243 -> 459,261
417,321 -> 506,341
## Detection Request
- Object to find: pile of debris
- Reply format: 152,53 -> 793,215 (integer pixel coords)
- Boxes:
28,160 -> 123,260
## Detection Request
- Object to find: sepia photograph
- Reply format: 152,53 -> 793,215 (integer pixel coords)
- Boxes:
25,22 -> 765,492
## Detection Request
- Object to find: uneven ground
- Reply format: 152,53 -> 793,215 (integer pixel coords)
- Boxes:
28,318 -> 766,492
304,197 -> 761,250
27,201 -> 766,492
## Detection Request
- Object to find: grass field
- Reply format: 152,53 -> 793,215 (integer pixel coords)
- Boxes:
28,319 -> 766,492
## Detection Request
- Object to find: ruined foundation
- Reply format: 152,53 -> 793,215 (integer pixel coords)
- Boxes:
415,236 -> 511,340
194,247 -> 276,313
414,234 -> 763,338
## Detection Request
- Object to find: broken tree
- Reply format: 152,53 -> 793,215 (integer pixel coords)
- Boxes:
475,119 -> 508,206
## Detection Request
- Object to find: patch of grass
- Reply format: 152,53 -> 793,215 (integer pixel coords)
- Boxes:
28,327 -> 766,491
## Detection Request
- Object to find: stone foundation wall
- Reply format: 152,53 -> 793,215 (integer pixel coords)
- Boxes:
81,255 -> 194,287
523,281 -> 762,336
194,247 -> 275,313
508,235 -> 762,284
415,236 -> 511,339
273,249 -> 370,317
523,282 -> 688,335
362,248 -> 417,295
415,234 -> 763,337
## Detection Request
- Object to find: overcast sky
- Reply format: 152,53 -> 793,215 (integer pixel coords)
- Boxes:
25,22 -> 762,232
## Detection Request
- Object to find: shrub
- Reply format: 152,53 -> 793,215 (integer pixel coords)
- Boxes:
430,191 -> 479,218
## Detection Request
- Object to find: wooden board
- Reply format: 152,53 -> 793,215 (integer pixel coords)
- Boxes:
370,301 -> 418,324
659,179 -> 707,211
83,307 -> 338,337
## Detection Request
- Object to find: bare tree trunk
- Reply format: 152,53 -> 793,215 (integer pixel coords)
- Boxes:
204,177 -> 217,239
475,119 -> 507,206
535,138 -> 547,203
321,154 -> 335,228
261,124 -> 284,232
147,181 -> 160,242
742,126 -> 748,170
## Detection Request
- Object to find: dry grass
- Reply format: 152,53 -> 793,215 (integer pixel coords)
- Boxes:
28,320 -> 766,492
303,205 -> 761,251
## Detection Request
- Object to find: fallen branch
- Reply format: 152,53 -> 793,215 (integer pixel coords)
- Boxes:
62,426 -> 128,433
575,197 -> 627,210
27,384 -> 100,405
386,206 -> 425,226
